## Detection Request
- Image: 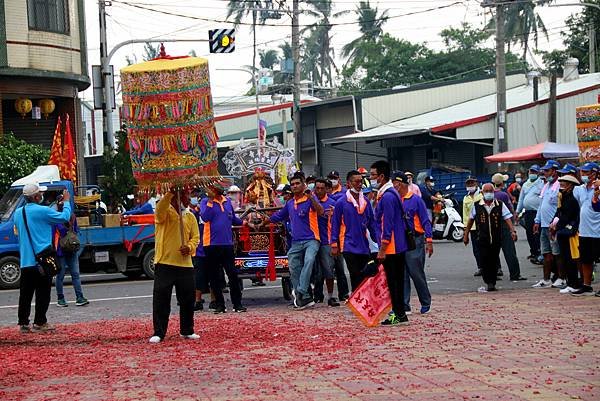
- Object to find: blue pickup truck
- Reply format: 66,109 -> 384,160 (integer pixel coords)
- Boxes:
0,178 -> 156,289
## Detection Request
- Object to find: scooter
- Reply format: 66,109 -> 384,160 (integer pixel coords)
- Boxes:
431,185 -> 465,242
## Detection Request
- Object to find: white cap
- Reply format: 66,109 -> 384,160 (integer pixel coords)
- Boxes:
227,185 -> 241,193
23,183 -> 48,197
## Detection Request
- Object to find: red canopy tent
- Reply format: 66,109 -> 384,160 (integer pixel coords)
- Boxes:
485,142 -> 579,163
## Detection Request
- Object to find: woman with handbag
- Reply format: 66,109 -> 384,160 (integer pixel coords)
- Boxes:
55,213 -> 88,307
549,175 -> 581,293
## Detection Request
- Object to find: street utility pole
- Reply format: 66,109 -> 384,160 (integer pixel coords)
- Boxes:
99,0 -> 113,150
292,0 -> 302,165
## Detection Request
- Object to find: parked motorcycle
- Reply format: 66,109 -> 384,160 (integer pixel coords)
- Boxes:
431,185 -> 464,242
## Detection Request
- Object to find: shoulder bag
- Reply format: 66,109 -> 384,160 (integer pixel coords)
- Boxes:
59,219 -> 81,253
22,208 -> 59,276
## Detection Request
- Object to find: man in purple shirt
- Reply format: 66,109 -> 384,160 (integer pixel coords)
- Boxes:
266,172 -> 324,309
491,173 -> 525,281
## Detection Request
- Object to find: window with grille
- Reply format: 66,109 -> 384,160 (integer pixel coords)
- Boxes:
27,0 -> 70,34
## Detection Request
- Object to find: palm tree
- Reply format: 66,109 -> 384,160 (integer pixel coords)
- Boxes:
486,1 -> 552,64
303,0 -> 349,87
227,1 -> 279,92
341,1 -> 389,61
259,49 -> 279,69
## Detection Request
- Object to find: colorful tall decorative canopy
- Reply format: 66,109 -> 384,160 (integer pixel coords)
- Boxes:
120,56 -> 220,193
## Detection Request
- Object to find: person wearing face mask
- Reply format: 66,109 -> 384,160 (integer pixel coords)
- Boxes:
571,162 -> 600,296
149,188 -> 200,343
507,172 -> 523,211
14,184 -> 71,334
200,183 -> 246,314
226,185 -> 242,211
516,165 -> 544,265
404,171 -> 422,198
331,170 -> 380,293
464,183 -> 517,293
418,175 -> 438,222
532,160 -> 562,288
327,171 -> 344,201
462,176 -> 484,276
370,160 -> 411,326
306,175 -> 317,193
549,175 -> 581,294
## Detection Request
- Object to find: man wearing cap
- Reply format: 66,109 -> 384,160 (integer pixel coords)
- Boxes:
464,183 -> 518,293
328,171 -> 344,202
226,185 -> 242,210
266,172 -> 324,309
331,170 -> 379,291
419,175 -> 438,222
200,183 -> 246,314
404,172 -> 422,198
571,162 -> 600,296
532,160 -> 562,288
516,165 -> 544,265
392,172 -> 433,315
491,173 -> 524,281
14,184 -> 72,333
463,176 -> 484,276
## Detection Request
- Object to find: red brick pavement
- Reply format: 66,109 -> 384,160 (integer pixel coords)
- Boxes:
0,289 -> 598,401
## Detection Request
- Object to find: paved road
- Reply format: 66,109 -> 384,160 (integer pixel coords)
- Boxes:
0,227 -> 547,326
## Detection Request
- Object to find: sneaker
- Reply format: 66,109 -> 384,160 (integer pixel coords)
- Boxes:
208,301 -> 217,312
420,306 -> 431,314
510,276 -> 527,281
180,333 -> 200,340
233,305 -> 247,313
57,298 -> 68,307
327,297 -> 340,307
381,313 -> 409,326
473,269 -> 482,277
571,286 -> 595,297
314,297 -> 324,304
193,301 -> 204,311
213,305 -> 227,314
149,335 -> 162,343
596,290 -> 600,297
551,278 -> 567,289
478,286 -> 488,293
532,279 -> 552,288
19,325 -> 32,334
32,323 -> 55,332
559,286 -> 577,294
75,297 -> 89,306
296,294 -> 315,310
531,257 -> 543,265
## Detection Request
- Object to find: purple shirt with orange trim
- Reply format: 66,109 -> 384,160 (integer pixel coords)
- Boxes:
199,196 -> 243,247
317,195 -> 336,245
330,194 -> 379,255
190,205 -> 205,257
270,195 -> 320,242
401,192 -> 432,239
329,187 -> 344,202
375,185 -> 409,255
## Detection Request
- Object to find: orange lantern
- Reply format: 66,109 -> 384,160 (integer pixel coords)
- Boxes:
38,99 -> 55,119
14,98 -> 32,118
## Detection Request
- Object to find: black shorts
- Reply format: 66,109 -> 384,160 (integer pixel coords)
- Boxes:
579,237 -> 600,265
192,256 -> 209,292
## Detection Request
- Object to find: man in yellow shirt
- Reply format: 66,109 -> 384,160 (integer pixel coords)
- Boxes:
462,176 -> 483,277
149,189 -> 200,344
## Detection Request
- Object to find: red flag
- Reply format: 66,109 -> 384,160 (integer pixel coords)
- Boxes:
265,223 -> 276,281
62,114 -> 77,185
48,116 -> 63,168
347,264 -> 392,327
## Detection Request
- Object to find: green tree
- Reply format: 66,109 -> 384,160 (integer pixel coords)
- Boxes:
341,1 -> 389,61
259,49 -> 279,69
303,0 -> 348,87
100,130 -> 136,213
486,1 -> 552,62
0,133 -> 50,194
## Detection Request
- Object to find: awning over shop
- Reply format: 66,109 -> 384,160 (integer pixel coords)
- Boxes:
484,142 -> 579,163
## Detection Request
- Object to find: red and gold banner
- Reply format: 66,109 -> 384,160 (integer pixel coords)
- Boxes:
120,56 -> 220,193
576,103 -> 600,163
347,264 -> 392,327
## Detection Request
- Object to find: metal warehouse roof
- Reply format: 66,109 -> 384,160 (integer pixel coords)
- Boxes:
322,72 -> 600,144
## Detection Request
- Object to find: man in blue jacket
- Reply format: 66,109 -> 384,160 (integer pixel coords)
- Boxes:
392,171 -> 433,315
14,184 -> 72,333
370,161 -> 410,326
200,183 -> 245,314
330,170 -> 379,292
